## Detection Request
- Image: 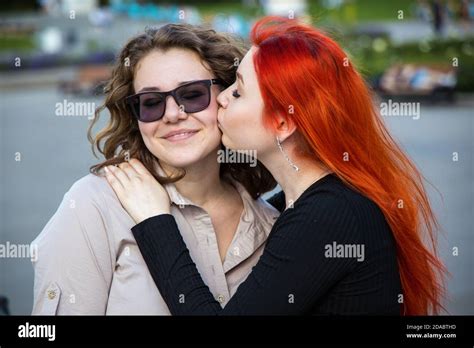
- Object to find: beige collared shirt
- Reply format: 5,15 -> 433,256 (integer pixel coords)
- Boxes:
31,172 -> 279,315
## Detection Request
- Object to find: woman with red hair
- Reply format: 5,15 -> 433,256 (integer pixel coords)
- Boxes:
105,16 -> 446,315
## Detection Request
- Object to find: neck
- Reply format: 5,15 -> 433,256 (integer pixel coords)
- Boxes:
260,149 -> 329,208
161,149 -> 229,207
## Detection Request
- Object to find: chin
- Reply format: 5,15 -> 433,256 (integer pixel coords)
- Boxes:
164,149 -> 208,168
165,157 -> 201,169
221,134 -> 236,151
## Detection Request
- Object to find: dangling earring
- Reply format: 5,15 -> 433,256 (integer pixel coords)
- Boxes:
276,136 -> 299,172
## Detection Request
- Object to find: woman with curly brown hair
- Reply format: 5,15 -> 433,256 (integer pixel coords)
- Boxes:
30,24 -> 279,315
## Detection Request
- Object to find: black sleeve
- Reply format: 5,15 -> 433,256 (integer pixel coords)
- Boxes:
131,190 -> 361,315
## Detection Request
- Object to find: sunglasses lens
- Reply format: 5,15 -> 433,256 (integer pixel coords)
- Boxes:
135,93 -> 165,122
176,82 -> 211,113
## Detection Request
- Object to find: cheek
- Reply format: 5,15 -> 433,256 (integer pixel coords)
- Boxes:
138,122 -> 157,142
138,121 -> 166,156
221,104 -> 265,150
223,102 -> 248,130
229,100 -> 263,134
202,98 -> 219,126
194,99 -> 220,140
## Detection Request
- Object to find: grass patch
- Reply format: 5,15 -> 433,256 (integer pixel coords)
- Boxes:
0,35 -> 35,53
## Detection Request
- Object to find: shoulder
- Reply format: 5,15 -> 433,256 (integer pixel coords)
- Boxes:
67,172 -> 114,202
297,175 -> 379,210
305,175 -> 387,224
32,172 -> 128,261
36,172 -> 123,240
280,175 -> 389,239
61,172 -> 124,214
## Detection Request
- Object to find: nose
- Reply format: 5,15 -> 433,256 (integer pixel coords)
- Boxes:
161,95 -> 188,123
217,88 -> 229,109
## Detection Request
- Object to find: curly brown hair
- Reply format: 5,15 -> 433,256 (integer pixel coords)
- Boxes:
88,23 -> 276,199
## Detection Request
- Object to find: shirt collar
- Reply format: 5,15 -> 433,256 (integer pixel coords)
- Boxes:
222,182 -> 279,273
153,161 -> 279,272
154,163 -> 194,207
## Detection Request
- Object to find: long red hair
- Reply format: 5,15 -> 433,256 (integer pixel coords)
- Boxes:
250,16 -> 446,315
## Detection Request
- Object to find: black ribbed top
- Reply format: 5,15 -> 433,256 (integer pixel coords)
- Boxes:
132,174 -> 402,315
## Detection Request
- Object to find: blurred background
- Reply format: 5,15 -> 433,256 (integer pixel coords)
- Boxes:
0,0 -> 472,315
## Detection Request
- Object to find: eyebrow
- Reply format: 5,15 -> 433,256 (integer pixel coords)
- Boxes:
138,80 -> 200,92
236,71 -> 244,86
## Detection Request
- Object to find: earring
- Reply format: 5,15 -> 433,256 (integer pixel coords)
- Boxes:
276,136 -> 299,172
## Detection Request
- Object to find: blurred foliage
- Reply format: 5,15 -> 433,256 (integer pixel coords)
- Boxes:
187,0 -> 262,19
309,0 -> 417,23
340,35 -> 474,91
0,35 -> 35,52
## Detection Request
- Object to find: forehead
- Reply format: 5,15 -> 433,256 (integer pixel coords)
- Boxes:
238,46 -> 257,78
134,48 -> 212,91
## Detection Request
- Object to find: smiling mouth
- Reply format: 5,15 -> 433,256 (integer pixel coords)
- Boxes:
162,130 -> 199,142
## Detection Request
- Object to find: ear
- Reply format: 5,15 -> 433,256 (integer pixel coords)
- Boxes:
274,113 -> 297,143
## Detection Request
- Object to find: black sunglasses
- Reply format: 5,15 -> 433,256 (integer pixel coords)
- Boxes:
125,79 -> 224,122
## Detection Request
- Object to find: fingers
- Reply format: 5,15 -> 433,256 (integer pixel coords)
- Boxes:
104,165 -> 125,194
107,164 -> 130,186
104,159 -> 147,194
118,161 -> 139,180
128,158 -> 151,176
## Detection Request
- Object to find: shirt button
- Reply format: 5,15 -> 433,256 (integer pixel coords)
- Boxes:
47,290 -> 57,300
216,294 -> 225,303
